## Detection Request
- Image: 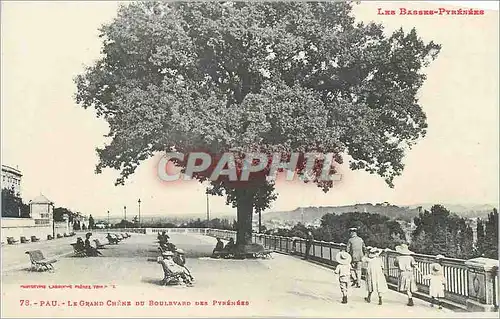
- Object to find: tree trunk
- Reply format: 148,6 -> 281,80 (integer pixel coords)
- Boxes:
236,190 -> 254,247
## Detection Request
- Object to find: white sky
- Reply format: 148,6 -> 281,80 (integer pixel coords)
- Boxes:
1,1 -> 499,219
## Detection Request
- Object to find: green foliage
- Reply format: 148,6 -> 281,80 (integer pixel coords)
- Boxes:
114,219 -> 136,228
410,205 -> 476,259
75,2 -> 440,238
1,188 -> 29,218
476,209 -> 498,259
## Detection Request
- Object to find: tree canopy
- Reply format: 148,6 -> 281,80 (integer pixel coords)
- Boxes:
75,1 -> 440,246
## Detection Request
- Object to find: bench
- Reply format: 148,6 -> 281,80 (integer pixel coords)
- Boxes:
25,250 -> 57,271
20,236 -> 31,244
71,243 -> 87,257
31,236 -> 40,242
245,244 -> 273,259
157,258 -> 185,286
106,235 -> 119,245
212,249 -> 234,259
7,237 -> 19,244
93,239 -> 106,249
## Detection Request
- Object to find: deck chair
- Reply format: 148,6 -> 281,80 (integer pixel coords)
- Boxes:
157,258 -> 185,286
115,234 -> 124,240
7,237 -> 19,244
25,250 -> 57,271
93,239 -> 105,249
107,235 -> 119,244
71,243 -> 87,257
20,236 -> 31,244
125,232 -> 131,238
120,233 -> 127,239
31,236 -> 40,242
56,234 -> 63,239
246,243 -> 273,259
47,235 -> 54,240
212,249 -> 233,259
63,233 -> 69,237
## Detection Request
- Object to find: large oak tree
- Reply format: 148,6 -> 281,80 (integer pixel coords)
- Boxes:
75,1 -> 440,250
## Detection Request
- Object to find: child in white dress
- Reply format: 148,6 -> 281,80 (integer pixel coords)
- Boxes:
423,255 -> 446,309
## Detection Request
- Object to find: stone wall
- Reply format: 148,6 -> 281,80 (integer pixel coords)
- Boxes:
1,218 -> 70,243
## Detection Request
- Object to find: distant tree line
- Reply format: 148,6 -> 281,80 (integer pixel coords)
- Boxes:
1,188 -> 29,218
108,217 -> 237,230
410,205 -> 498,259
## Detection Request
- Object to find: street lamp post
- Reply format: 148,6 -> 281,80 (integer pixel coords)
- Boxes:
138,199 -> 141,228
206,193 -> 210,228
51,202 -> 55,239
124,206 -> 127,220
107,210 -> 110,226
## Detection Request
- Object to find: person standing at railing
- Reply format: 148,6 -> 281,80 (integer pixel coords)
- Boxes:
346,227 -> 366,288
304,231 -> 314,260
394,244 -> 422,307
423,255 -> 446,309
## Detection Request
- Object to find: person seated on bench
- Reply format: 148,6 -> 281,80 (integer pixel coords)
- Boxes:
107,233 -> 118,244
84,233 -> 102,257
224,238 -> 236,252
213,238 -> 224,254
160,251 -> 193,285
158,231 -> 170,243
75,237 -> 85,250
159,238 -> 176,252
174,249 -> 194,282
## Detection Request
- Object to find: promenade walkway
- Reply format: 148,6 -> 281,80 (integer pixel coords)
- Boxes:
1,233 -> 495,318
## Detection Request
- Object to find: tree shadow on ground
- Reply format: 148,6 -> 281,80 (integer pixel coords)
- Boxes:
141,277 -> 164,286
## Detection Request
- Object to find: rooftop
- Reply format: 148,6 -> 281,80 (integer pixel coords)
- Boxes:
1,164 -> 22,176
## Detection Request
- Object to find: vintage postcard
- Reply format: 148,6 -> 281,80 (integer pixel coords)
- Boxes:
1,0 -> 498,318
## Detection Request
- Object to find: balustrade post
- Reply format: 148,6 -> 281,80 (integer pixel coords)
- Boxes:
465,257 -> 499,312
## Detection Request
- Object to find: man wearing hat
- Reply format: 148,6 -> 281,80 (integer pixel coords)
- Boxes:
304,231 -> 314,260
334,251 -> 352,304
346,227 -> 366,288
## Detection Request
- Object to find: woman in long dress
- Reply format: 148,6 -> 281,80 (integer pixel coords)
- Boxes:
364,247 -> 389,305
395,244 -> 421,306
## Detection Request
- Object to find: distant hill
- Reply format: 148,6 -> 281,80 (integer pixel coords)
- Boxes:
262,204 -> 420,224
262,203 -> 498,225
